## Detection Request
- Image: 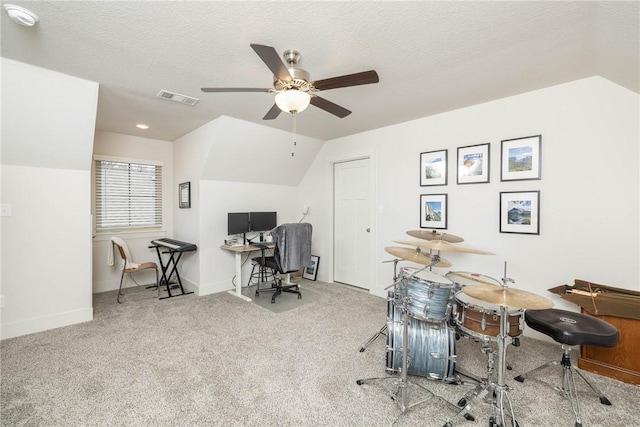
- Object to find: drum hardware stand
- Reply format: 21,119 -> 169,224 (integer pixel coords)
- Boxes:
357,297 -> 473,421
359,258 -> 402,352
444,305 -> 518,427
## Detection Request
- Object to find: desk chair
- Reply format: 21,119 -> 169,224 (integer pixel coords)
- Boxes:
255,223 -> 312,303
111,238 -> 159,304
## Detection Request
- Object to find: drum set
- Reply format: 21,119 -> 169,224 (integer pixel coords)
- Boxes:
356,230 -> 554,427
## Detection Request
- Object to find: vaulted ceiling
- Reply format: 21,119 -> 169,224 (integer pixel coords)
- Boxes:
2,1 -> 638,142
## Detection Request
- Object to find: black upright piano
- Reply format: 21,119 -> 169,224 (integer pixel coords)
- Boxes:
150,238 -> 197,300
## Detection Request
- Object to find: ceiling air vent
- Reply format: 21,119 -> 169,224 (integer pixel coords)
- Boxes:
157,90 -> 199,106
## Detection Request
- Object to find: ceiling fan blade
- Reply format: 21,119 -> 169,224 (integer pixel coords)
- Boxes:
263,103 -> 282,120
201,88 -> 269,93
250,44 -> 292,82
310,96 -> 351,118
313,70 -> 379,91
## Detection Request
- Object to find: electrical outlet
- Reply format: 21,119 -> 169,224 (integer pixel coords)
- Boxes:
0,204 -> 11,217
302,205 -> 309,215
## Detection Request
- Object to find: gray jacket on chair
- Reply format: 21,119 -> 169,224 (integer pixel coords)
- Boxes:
271,223 -> 312,273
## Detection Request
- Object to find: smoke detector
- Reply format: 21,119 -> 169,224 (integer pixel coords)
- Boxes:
4,4 -> 39,26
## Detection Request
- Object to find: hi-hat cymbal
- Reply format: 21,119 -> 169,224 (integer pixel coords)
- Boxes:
384,247 -> 452,268
406,229 -> 464,243
393,239 -> 495,255
461,285 -> 554,309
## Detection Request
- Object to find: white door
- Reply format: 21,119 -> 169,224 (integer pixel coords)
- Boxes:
334,158 -> 371,288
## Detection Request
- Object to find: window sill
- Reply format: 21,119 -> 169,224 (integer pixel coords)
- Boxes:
93,230 -> 167,241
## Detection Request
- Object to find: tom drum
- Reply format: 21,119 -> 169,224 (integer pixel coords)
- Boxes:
396,267 -> 454,323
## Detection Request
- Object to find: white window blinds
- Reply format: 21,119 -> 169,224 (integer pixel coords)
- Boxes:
95,159 -> 162,232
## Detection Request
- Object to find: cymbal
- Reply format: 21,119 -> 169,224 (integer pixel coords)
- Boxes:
461,285 -> 554,310
393,239 -> 495,255
407,229 -> 464,243
384,247 -> 453,268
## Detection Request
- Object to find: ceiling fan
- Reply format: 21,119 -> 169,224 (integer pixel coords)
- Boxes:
201,44 -> 379,120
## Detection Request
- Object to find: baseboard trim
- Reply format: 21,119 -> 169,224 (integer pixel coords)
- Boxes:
1,307 -> 93,340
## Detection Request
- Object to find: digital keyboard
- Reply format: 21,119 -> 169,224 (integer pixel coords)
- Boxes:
151,238 -> 197,252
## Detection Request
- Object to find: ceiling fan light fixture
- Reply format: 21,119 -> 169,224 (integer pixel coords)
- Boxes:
275,89 -> 310,114
4,4 -> 39,26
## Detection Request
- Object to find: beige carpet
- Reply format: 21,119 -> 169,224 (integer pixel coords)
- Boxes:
1,280 -> 638,426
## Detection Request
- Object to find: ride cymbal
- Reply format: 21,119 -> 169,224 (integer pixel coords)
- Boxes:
384,247 -> 452,268
393,239 -> 495,255
461,285 -> 554,310
406,229 -> 464,243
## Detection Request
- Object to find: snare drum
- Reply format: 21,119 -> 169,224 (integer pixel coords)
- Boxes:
396,267 -> 454,322
386,295 -> 456,380
453,292 -> 524,340
445,271 -> 503,291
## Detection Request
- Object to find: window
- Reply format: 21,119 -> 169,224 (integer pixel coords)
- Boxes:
94,157 -> 162,232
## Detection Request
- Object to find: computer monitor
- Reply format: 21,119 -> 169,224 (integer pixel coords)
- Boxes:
227,212 -> 251,236
250,211 -> 277,232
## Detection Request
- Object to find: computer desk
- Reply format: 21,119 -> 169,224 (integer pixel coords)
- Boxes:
220,243 -> 274,301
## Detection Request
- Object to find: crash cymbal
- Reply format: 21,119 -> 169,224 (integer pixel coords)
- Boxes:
384,247 -> 453,268
406,229 -> 464,243
393,239 -> 495,255
461,285 -> 554,310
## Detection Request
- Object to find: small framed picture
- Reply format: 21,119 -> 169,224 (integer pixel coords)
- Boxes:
420,149 -> 447,186
179,182 -> 191,209
500,191 -> 540,235
303,255 -> 320,281
457,143 -> 490,184
501,135 -> 542,181
420,194 -> 447,229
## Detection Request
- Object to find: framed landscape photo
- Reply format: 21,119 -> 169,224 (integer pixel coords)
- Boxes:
420,149 -> 447,186
457,143 -> 490,184
500,135 -> 541,181
303,255 -> 320,281
500,191 -> 540,235
420,194 -> 447,229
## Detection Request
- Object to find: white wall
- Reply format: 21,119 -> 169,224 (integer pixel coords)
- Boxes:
173,115 -> 323,296
1,59 -> 98,339
298,77 -> 640,321
91,131 -> 174,293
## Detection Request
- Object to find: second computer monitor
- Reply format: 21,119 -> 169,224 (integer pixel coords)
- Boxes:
250,211 -> 277,232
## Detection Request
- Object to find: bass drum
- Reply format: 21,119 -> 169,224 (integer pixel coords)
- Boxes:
385,293 -> 456,380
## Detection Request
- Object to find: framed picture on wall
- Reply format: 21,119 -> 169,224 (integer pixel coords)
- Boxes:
420,193 -> 447,229
420,149 -> 448,186
500,135 -> 542,181
179,182 -> 191,208
457,143 -> 490,184
303,255 -> 320,281
500,190 -> 540,234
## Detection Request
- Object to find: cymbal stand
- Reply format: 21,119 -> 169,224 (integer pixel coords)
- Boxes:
357,298 -> 468,419
359,258 -> 401,352
443,305 -> 518,427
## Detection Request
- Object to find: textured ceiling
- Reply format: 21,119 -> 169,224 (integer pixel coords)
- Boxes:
1,1 -> 638,142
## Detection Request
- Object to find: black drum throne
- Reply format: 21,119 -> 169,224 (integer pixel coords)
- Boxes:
513,308 -> 619,427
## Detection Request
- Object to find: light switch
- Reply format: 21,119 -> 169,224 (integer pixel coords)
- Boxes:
0,204 -> 11,217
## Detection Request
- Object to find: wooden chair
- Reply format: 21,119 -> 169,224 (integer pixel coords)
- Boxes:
113,240 -> 159,304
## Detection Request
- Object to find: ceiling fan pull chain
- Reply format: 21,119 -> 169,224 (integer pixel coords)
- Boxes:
292,112 -> 297,157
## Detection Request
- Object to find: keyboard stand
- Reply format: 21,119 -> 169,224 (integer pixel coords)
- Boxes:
152,246 -> 194,300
